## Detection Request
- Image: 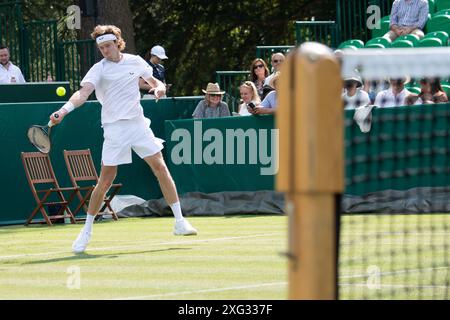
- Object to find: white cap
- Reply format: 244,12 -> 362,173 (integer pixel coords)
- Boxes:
150,45 -> 168,59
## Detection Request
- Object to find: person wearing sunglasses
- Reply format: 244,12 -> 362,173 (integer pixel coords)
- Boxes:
192,82 -> 231,118
264,53 -> 285,87
250,58 -> 269,99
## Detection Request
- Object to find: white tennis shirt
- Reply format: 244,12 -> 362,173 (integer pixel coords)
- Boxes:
81,53 -> 153,124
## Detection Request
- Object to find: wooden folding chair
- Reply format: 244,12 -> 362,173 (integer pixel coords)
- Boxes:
63,149 -> 122,221
21,152 -> 78,226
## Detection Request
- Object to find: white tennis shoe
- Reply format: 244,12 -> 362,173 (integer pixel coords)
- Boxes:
72,228 -> 92,253
174,219 -> 197,236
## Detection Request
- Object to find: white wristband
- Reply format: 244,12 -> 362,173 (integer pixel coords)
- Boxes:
61,101 -> 75,113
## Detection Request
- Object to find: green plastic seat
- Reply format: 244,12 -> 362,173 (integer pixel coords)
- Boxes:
395,34 -> 421,46
407,87 -> 421,94
429,0 -> 436,14
338,39 -> 364,49
365,37 -> 392,48
424,31 -> 449,45
365,43 -> 386,49
340,45 -> 358,50
418,37 -> 443,46
372,15 -> 391,39
436,0 -> 450,12
441,84 -> 450,97
433,8 -> 450,16
391,39 -> 414,48
426,14 -> 450,35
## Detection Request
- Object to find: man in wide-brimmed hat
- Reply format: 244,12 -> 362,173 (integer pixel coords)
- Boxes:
192,82 -> 231,118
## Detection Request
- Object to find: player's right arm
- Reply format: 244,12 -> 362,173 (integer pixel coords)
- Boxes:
50,82 -> 95,124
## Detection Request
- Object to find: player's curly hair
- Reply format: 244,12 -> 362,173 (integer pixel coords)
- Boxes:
91,25 -> 126,51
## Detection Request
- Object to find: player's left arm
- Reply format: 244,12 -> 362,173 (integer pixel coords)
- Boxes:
143,76 -> 166,100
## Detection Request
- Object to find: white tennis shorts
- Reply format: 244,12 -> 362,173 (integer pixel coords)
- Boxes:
101,116 -> 164,166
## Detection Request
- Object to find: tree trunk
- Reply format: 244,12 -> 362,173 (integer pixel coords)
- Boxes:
79,0 -> 136,54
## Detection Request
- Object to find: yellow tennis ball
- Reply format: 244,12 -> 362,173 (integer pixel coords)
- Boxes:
56,86 -> 66,97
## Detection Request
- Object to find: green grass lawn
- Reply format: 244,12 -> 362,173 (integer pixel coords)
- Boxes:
0,213 -> 448,300
0,215 -> 288,300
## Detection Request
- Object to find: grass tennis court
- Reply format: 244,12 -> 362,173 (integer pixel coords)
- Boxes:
0,214 -> 448,300
0,215 -> 288,300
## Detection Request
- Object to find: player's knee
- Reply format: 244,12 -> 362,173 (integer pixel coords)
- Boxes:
97,177 -> 114,193
152,160 -> 169,177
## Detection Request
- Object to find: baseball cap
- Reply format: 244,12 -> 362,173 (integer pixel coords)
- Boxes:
150,45 -> 168,59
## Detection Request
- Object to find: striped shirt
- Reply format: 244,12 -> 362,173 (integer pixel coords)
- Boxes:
390,0 -> 429,29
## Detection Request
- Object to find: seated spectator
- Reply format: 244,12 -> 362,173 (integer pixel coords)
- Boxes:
264,52 -> 285,86
383,0 -> 428,42
406,78 -> 448,105
238,81 -> 261,116
422,78 -> 448,103
374,77 -> 411,107
0,45 -> 26,84
364,79 -> 390,104
261,84 -> 275,100
250,58 -> 270,99
342,75 -> 370,110
192,83 -> 230,118
249,72 -> 280,115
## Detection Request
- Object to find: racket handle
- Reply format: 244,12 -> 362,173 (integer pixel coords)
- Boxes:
48,113 -> 59,127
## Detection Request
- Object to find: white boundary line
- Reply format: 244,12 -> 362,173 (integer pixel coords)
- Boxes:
0,233 -> 282,261
113,282 -> 287,300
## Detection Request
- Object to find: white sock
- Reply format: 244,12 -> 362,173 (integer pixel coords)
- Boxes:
169,202 -> 184,221
84,214 -> 96,233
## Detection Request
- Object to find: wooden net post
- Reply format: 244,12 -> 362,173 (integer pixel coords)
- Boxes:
277,42 -> 344,300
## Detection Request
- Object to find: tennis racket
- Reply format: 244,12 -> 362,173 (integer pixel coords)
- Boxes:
27,113 -> 59,154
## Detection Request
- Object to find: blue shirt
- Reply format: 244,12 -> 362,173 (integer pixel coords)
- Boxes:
260,91 -> 277,109
390,0 -> 429,29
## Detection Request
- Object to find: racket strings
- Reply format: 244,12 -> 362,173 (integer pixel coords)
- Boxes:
28,127 -> 51,153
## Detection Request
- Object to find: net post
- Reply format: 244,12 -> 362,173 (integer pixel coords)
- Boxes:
277,42 -> 344,299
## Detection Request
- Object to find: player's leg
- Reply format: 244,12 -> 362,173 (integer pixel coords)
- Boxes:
143,152 -> 197,235
72,165 -> 118,253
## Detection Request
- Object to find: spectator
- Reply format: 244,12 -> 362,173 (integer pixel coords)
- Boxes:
0,45 -> 26,84
407,78 -> 449,104
342,75 -> 370,110
237,81 -> 261,116
383,0 -> 428,42
249,71 -> 280,115
140,45 -> 168,97
264,52 -> 285,86
374,77 -> 411,107
192,83 -> 230,118
425,78 -> 448,103
250,58 -> 269,99
261,84 -> 275,100
364,79 -> 390,104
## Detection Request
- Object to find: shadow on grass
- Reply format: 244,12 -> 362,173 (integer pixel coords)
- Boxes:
21,247 -> 191,265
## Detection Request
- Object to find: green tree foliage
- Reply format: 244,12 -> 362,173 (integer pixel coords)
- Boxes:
14,0 -> 336,96
130,0 -> 335,96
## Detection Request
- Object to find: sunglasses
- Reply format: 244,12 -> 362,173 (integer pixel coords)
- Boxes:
209,94 -> 221,97
272,59 -> 282,63
253,64 -> 264,70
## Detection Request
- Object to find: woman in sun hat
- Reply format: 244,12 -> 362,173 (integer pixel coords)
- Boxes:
342,75 -> 370,110
192,82 -> 231,118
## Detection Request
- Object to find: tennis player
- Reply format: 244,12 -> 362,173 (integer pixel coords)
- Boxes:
50,25 -> 197,254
